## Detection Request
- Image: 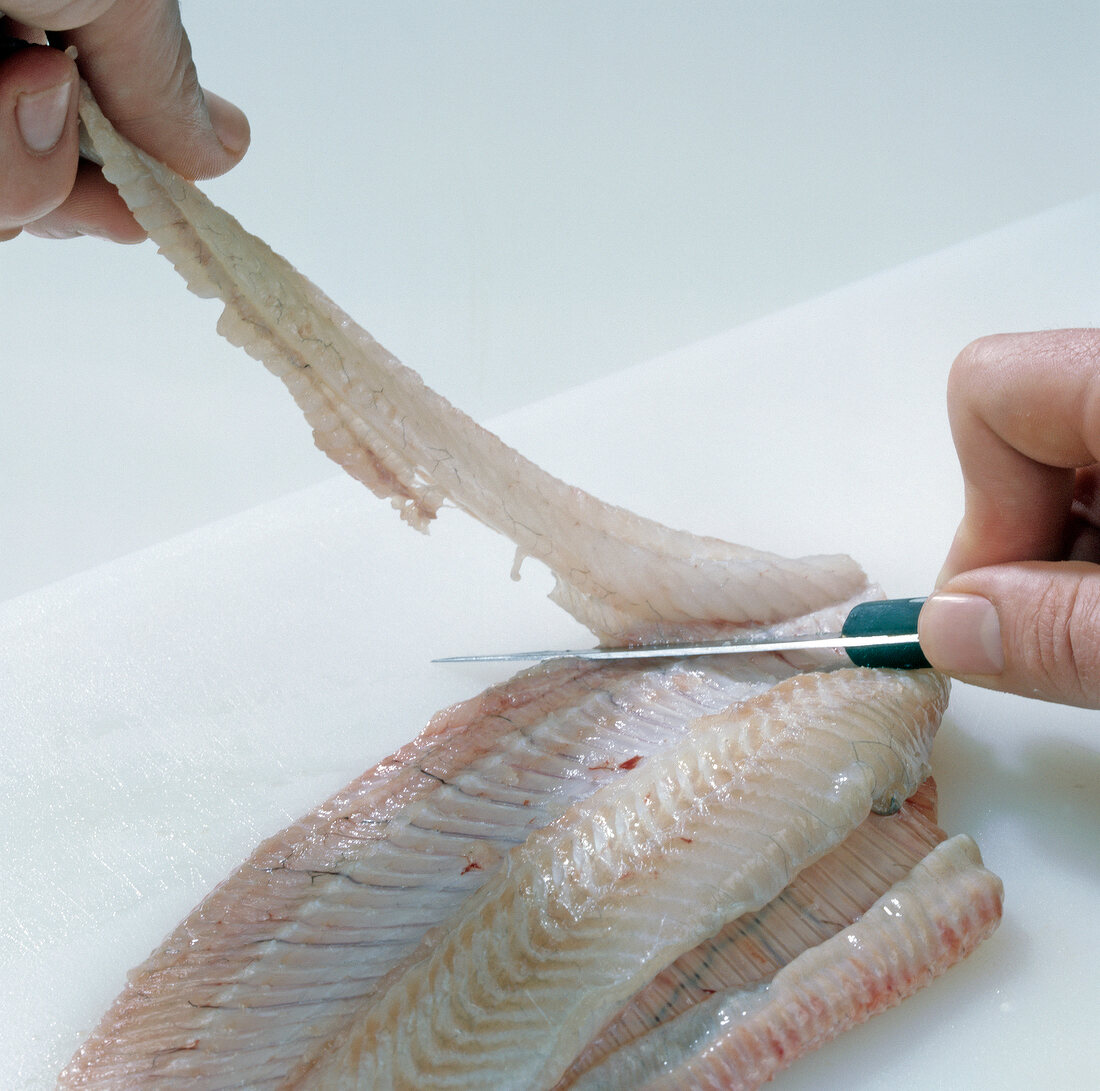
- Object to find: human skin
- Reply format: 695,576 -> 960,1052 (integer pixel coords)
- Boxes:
0,0 -> 248,241
919,329 -> 1100,708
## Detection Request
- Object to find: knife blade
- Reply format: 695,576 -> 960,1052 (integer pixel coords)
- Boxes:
434,596 -> 930,670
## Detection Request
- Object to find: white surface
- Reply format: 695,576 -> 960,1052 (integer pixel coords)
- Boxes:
6,1 -> 1100,597
2,197 -> 1099,1087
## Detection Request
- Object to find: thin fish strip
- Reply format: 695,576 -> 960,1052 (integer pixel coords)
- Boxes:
554,778 -> 943,1085
568,835 -> 1004,1090
76,87 -> 866,641
291,669 -> 945,1088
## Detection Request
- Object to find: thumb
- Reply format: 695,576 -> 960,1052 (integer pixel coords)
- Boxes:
918,562 -> 1100,708
60,1 -> 249,180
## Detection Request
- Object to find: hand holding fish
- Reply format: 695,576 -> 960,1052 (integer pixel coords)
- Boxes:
0,0 -> 247,241
919,329 -> 1100,708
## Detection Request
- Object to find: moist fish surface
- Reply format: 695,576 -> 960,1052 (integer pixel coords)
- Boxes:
59,91 -> 1003,1089
552,776 -> 947,1086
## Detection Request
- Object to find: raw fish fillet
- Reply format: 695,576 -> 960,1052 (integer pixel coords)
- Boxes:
60,92 -> 1003,1089
553,777 -> 945,1086
75,86 -> 865,645
294,669 -> 942,1089
567,835 -> 1004,1090
61,656 -> 808,1085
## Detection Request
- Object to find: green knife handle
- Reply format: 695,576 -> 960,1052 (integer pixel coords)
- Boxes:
841,597 -> 930,670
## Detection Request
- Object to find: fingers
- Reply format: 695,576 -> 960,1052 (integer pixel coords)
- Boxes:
935,330 -> 1100,706
1068,465 -> 1100,561
919,564 -> 1100,709
0,42 -> 79,238
21,157 -> 145,240
940,329 -> 1100,581
59,0 -> 249,181
2,0 -> 249,242
3,4 -> 117,27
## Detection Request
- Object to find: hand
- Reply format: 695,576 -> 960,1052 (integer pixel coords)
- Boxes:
918,329 -> 1100,707
1,1 -> 248,242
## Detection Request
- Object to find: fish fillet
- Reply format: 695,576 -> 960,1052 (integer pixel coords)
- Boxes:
553,777 -> 945,1086
75,85 -> 865,644
59,90 -> 1002,1089
61,655 -> 808,1085
566,835 -> 1004,1090
61,664 -> 946,1088
292,669 -> 942,1089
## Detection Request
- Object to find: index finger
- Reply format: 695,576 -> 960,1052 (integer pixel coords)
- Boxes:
940,328 -> 1100,580
41,0 -> 248,180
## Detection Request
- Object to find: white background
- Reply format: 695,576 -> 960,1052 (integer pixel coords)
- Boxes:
2,3 -> 1099,1088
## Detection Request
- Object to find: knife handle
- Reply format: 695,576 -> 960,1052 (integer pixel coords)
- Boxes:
842,597 -> 930,670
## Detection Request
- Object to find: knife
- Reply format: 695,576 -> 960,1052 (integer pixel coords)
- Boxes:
434,596 -> 930,670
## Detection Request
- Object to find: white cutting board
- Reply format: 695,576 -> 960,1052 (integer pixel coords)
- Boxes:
2,198 -> 1099,1087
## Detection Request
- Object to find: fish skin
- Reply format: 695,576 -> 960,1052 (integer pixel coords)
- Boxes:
568,835 -> 1004,1091
62,89 -> 998,1091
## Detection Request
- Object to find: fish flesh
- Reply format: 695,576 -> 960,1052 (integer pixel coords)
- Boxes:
60,89 -> 1003,1088
566,834 -> 1003,1090
553,776 -> 947,1085
73,85 -> 866,647
290,669 -> 944,1088
60,661 -> 960,1089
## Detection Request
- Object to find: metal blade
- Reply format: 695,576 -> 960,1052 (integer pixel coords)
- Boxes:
433,630 -> 920,664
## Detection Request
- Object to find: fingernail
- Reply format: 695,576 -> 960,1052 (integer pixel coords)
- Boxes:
16,77 -> 74,154
919,593 -> 1005,676
204,91 -> 250,156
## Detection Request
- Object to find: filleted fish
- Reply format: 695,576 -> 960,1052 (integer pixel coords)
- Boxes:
59,89 -> 1002,1089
